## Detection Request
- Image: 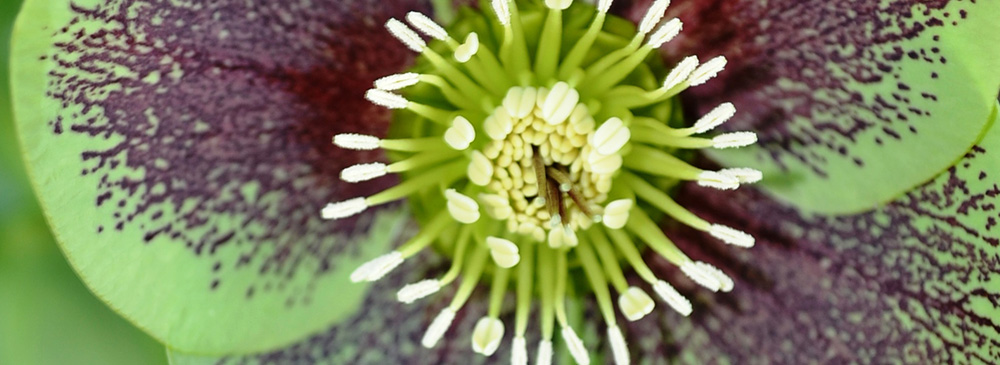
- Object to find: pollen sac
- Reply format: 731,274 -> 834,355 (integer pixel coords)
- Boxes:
335,0 -> 762,362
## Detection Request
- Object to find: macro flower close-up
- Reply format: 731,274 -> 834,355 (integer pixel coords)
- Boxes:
2,0 -> 999,364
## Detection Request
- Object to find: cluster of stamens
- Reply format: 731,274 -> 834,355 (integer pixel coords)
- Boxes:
322,1 -> 761,364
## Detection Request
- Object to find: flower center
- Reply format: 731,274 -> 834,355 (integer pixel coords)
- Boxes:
321,1 -> 762,364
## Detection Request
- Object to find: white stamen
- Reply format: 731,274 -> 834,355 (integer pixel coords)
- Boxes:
639,0 -> 671,34
445,189 -> 481,224
444,116 -> 476,150
696,261 -> 734,292
662,56 -> 698,90
340,162 -> 388,183
492,0 -> 511,26
468,151 -> 494,186
708,224 -> 755,248
561,327 -> 590,365
692,102 -> 736,133
680,261 -> 722,292
696,171 -> 740,190
688,55 -> 727,86
406,11 -> 448,40
545,0 -> 573,10
471,317 -> 505,356
397,279 -> 441,304
653,280 -> 692,316
536,340 -> 553,365
591,117 -> 631,155
618,286 -> 655,321
541,82 -> 580,125
602,199 -> 632,229
502,87 -> 538,119
365,89 -> 409,109
546,226 -> 578,248
646,18 -> 682,48
598,0 -> 613,13
374,73 -> 421,91
350,251 -> 404,283
587,151 -> 623,174
484,107 -> 514,140
385,18 -> 426,52
712,132 -> 757,149
454,32 -> 480,63
422,308 -> 456,348
719,167 -> 763,184
512,336 -> 528,365
607,325 -> 630,365
333,133 -> 380,150
487,236 -> 521,268
321,197 -> 369,220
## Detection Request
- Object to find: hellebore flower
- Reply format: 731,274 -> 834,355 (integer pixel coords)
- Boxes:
9,0 -> 1000,364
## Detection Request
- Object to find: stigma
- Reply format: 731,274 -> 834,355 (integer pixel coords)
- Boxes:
323,0 -> 761,363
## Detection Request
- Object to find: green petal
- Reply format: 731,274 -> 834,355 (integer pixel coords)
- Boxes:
638,108 -> 1000,362
10,0 -> 424,354
670,0 -> 1000,214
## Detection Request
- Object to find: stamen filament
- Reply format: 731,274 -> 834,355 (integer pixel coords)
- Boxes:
380,137 -> 451,151
575,238 -> 617,325
621,172 -> 710,230
623,145 -> 704,180
586,229 -> 628,291
440,225 -> 475,285
534,7 -> 563,81
398,210 -> 452,257
418,74 -> 484,112
448,240 -> 490,311
537,245 -> 556,340
553,249 -> 570,326
624,209 -> 686,264
514,240 -> 535,337
604,228 -> 660,284
366,160 -> 465,206
387,150 -> 462,173
488,267 -> 511,318
557,12 -> 608,80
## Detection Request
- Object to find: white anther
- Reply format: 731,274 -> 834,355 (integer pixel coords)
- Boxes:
696,171 -> 740,190
653,280 -> 692,316
397,279 -> 441,303
696,261 -> 734,292
321,197 -> 369,220
385,18 -> 426,52
545,0 -> 573,9
455,32 -> 480,63
639,0 -> 671,34
484,108 -> 514,140
602,199 -> 632,229
607,325 -> 630,365
719,167 -> 763,183
546,226 -> 578,248
646,18 -> 682,48
479,193 -> 513,219
618,286 -> 655,321
471,317 -> 505,356
503,87 -> 538,118
492,0 -> 511,26
692,102 -> 736,133
349,251 -> 404,283
468,151 -> 494,186
591,117 -> 631,155
445,189 -> 481,224
708,224 -> 755,248
712,131 -> 757,149
561,327 -> 590,365
536,340 -> 553,365
406,11 -> 448,40
487,236 -> 520,268
340,162 -> 388,183
512,337 -> 528,365
422,308 -> 456,348
444,116 -> 476,150
365,89 -> 409,109
662,56 -> 698,90
598,0 -> 613,13
688,55 -> 727,86
333,133 -> 380,150
680,261 -> 722,292
588,151 -> 623,174
541,82 -> 580,125
374,73 -> 421,91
